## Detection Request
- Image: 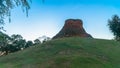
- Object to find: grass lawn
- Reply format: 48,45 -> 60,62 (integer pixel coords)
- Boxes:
0,37 -> 120,68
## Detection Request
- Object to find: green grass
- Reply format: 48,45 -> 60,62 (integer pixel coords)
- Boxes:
0,37 -> 120,68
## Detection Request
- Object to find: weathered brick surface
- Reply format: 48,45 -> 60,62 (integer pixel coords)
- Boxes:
53,19 -> 92,39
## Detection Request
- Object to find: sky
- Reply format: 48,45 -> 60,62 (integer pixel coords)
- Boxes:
3,0 -> 120,41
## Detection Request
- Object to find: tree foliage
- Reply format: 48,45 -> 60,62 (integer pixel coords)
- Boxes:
0,33 -> 34,56
108,15 -> 120,40
34,39 -> 41,45
25,41 -> 33,48
0,32 -> 51,56
0,0 -> 31,26
0,32 -> 11,55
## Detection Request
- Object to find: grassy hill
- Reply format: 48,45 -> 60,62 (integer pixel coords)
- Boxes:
0,37 -> 120,68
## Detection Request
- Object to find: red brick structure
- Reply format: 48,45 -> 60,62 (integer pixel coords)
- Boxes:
53,19 -> 92,39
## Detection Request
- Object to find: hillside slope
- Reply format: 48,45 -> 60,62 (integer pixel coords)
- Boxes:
0,37 -> 120,68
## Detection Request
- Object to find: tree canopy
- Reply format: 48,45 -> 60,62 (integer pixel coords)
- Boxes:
0,0 -> 31,26
0,32 -> 52,56
0,32 -> 34,56
108,15 -> 120,40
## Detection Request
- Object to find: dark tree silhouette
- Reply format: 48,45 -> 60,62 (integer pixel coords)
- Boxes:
34,39 -> 41,45
0,32 -> 11,55
25,41 -> 33,48
0,33 -> 28,56
108,15 -> 120,40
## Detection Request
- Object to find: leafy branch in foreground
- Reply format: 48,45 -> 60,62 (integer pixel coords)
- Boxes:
0,0 -> 31,25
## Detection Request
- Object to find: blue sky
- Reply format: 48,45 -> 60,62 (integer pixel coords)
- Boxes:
4,0 -> 120,40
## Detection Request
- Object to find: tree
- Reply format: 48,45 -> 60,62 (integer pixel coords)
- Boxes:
0,0 -> 31,29
0,32 -> 11,55
14,39 -> 26,50
0,34 -> 26,55
34,39 -> 41,45
38,35 -> 51,43
108,15 -> 120,40
11,34 -> 23,41
0,33 -> 35,56
42,37 -> 51,43
0,0 -> 45,25
25,41 -> 33,48
11,34 -> 26,50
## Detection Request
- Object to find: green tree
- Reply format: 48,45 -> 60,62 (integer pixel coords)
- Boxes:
42,37 -> 51,43
14,39 -> 26,50
11,34 -> 23,41
0,32 -> 11,55
0,33 -> 35,56
25,41 -> 33,48
0,0 -> 31,26
34,39 -> 41,45
11,34 -> 26,50
108,15 -> 120,40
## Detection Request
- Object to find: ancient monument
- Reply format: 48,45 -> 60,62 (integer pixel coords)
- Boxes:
53,19 -> 92,39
